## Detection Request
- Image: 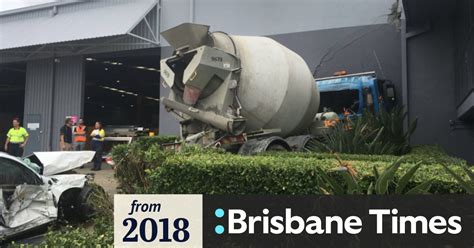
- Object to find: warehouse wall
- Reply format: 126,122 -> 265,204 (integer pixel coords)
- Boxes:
270,24 -> 402,94
23,56 -> 84,153
453,0 -> 474,120
160,0 -> 396,39
50,56 -> 85,150
24,59 -> 54,154
404,14 -> 474,163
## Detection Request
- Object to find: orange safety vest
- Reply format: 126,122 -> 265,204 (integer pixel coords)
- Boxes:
74,126 -> 87,142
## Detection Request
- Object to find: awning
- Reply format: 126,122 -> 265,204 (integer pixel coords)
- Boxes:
0,0 -> 159,50
0,0 -> 159,62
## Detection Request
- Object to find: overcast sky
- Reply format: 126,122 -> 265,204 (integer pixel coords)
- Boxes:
0,0 -> 56,12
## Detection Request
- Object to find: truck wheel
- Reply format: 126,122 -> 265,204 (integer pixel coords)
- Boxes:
266,144 -> 288,152
238,136 -> 291,155
285,135 -> 316,151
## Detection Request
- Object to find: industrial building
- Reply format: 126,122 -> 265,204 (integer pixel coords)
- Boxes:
0,0 -> 472,162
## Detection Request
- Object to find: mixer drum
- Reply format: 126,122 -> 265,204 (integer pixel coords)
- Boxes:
160,23 -> 320,137
217,35 -> 320,136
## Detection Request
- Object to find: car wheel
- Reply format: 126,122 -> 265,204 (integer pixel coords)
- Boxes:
75,184 -> 100,221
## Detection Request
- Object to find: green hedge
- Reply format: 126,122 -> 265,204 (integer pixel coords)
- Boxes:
145,148 -> 472,195
111,139 -> 471,195
261,145 -> 466,166
133,135 -> 178,148
43,216 -> 113,248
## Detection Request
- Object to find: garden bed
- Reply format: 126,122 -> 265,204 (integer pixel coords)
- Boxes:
111,138 -> 472,195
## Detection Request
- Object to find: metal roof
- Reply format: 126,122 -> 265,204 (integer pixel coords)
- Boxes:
0,0 -> 158,51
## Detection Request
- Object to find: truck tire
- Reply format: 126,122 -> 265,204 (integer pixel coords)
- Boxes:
266,144 -> 288,151
238,136 -> 291,155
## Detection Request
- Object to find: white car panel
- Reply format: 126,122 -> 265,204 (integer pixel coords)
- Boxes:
30,151 -> 95,176
0,151 -> 94,240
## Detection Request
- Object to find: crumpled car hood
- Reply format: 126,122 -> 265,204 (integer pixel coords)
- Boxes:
27,151 -> 95,176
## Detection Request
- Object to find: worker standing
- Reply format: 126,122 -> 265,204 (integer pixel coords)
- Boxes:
73,118 -> 87,151
60,118 -> 73,151
4,118 -> 29,157
90,121 -> 105,171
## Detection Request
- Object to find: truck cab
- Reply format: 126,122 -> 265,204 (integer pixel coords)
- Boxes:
316,71 -> 396,118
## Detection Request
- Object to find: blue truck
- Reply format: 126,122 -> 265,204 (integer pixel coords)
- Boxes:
316,71 -> 397,118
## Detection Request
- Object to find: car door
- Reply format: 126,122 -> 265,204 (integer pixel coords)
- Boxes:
0,157 -> 56,238
0,157 -> 43,198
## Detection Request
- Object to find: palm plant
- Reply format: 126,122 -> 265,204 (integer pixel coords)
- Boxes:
441,164 -> 474,194
307,106 -> 417,155
316,157 -> 432,195
366,105 -> 417,155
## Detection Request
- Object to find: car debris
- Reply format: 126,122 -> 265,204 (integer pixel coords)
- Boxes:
0,151 -> 96,241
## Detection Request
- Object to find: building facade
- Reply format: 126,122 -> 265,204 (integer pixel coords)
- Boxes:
401,0 -> 474,163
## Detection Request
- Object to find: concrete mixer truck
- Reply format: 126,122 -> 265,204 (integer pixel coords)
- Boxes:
159,23 -> 390,154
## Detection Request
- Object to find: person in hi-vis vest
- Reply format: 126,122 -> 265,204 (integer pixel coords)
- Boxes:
90,121 -> 105,171
4,118 -> 29,157
73,118 -> 87,151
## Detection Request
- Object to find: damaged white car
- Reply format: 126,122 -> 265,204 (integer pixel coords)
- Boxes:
0,151 -> 97,241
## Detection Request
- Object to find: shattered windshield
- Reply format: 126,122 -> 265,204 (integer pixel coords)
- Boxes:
0,158 -> 41,187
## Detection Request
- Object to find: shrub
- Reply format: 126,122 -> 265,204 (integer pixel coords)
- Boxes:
133,135 -> 178,149
147,152 -> 325,195
145,149 -> 472,195
112,136 -> 177,193
87,183 -> 114,219
43,216 -> 113,248
407,145 -> 466,165
262,145 -> 467,166
112,135 -> 469,195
